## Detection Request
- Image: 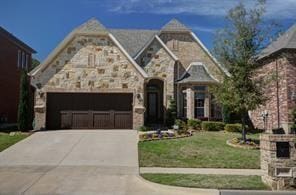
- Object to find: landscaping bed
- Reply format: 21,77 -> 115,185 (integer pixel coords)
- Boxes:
0,132 -> 29,152
141,173 -> 270,190
139,131 -> 260,169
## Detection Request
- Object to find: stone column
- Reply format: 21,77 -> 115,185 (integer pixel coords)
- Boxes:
204,94 -> 210,118
186,87 -> 194,119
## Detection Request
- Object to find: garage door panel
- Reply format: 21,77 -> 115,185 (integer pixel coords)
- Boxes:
72,112 -> 91,129
114,112 -> 132,129
93,112 -> 112,129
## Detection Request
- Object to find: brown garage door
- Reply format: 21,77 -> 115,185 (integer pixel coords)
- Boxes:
46,93 -> 133,130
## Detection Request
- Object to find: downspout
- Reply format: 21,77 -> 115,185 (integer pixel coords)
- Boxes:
275,58 -> 280,129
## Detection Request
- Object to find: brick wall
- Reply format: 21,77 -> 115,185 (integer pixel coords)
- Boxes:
250,51 -> 296,133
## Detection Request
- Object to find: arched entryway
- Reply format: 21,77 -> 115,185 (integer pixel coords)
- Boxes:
145,79 -> 164,125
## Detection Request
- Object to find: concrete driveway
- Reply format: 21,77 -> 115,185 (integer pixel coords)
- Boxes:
0,130 -> 217,195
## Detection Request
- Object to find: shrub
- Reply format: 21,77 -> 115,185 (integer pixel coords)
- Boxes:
174,119 -> 188,134
202,121 -> 225,131
166,99 -> 177,128
138,126 -> 151,132
225,123 -> 242,132
187,119 -> 201,130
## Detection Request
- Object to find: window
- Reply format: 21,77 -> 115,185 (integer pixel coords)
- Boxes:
182,92 -> 187,117
25,54 -> 29,69
172,39 -> 179,51
21,52 -> 25,68
88,53 -> 95,67
194,86 -> 207,118
276,142 -> 290,158
17,50 -> 21,68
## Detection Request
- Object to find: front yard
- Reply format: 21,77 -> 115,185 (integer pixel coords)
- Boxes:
139,131 -> 260,169
141,173 -> 269,190
0,132 -> 29,152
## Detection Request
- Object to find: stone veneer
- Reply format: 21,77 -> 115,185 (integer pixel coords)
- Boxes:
260,133 -> 296,190
250,51 -> 296,133
32,35 -> 145,130
159,32 -> 223,82
136,38 -> 176,105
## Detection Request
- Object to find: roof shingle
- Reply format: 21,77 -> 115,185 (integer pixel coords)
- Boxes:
161,19 -> 190,32
177,63 -> 217,83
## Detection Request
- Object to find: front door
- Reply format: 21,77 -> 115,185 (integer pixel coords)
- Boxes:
147,92 -> 158,123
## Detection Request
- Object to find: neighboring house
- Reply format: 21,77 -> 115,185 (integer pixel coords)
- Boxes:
250,24 -> 296,134
30,18 -> 228,130
0,26 -> 36,124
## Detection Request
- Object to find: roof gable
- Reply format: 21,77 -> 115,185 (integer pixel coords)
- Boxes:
177,62 -> 218,83
161,19 -> 190,32
30,18 -> 147,78
258,24 -> 296,59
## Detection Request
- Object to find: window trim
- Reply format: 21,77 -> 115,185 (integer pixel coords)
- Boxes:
17,50 -> 21,68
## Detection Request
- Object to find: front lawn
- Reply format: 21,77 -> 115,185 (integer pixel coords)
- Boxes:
141,173 -> 269,190
0,133 -> 29,152
139,131 -> 260,169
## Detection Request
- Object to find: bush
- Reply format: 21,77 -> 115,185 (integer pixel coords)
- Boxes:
166,99 -> 177,128
187,119 -> 201,130
202,121 -> 225,131
174,119 -> 188,134
138,126 -> 151,132
224,123 -> 242,132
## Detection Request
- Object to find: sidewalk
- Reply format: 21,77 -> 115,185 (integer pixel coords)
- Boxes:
140,167 -> 264,176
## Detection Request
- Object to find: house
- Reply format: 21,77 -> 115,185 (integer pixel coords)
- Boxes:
0,26 -> 36,125
250,24 -> 296,134
30,18 -> 228,130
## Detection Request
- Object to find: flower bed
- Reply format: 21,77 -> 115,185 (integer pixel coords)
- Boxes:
139,130 -> 192,141
227,137 -> 259,149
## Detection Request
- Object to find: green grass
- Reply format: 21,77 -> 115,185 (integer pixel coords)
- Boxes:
141,173 -> 269,190
139,131 -> 260,169
0,133 -> 29,152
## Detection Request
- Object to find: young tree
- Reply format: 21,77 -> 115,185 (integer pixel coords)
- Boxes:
212,0 -> 278,141
17,70 -> 32,131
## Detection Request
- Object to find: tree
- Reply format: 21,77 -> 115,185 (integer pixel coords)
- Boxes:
211,0 -> 278,141
30,58 -> 40,71
166,99 -> 177,127
17,70 -> 32,131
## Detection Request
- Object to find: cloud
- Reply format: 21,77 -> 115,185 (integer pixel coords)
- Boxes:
191,25 -> 216,33
94,0 -> 296,19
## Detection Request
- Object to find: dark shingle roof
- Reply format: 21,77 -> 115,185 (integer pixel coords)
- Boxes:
76,18 -> 107,33
110,29 -> 159,57
258,24 -> 296,59
177,63 -> 217,83
0,26 -> 36,53
161,19 -> 190,32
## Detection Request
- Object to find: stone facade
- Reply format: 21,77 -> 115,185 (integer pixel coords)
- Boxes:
159,32 -> 223,82
32,35 -> 145,130
250,51 -> 296,133
136,38 -> 176,105
260,133 -> 296,190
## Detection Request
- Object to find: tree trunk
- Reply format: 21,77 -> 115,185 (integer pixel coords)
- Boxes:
241,113 -> 247,142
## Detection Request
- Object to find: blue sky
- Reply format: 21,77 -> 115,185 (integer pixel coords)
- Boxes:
1,0 -> 295,61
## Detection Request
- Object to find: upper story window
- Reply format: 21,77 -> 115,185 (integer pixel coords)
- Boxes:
88,53 -> 96,67
172,39 -> 179,51
25,54 -> 29,69
21,51 -> 25,69
17,50 -> 21,68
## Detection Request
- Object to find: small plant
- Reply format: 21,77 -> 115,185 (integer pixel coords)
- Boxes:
138,126 -> 151,132
202,121 -> 225,131
187,119 -> 201,130
225,123 -> 242,133
174,119 -> 188,134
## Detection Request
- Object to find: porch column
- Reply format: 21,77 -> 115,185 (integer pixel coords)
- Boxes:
204,94 -> 210,118
186,87 -> 194,119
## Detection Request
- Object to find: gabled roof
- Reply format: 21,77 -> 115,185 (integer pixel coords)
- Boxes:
258,24 -> 296,60
76,18 -> 107,34
134,35 -> 179,61
0,26 -> 36,53
30,18 -> 148,78
110,29 -> 158,57
161,19 -> 190,32
177,62 -> 218,83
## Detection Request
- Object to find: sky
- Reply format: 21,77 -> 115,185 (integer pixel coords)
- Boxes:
0,0 -> 295,61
